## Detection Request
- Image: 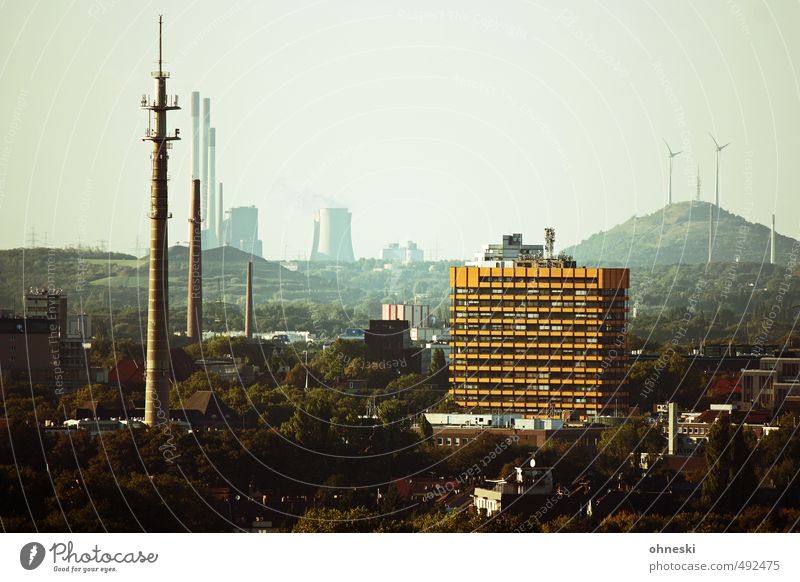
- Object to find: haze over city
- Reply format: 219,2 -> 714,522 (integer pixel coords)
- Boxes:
1,0 -> 799,259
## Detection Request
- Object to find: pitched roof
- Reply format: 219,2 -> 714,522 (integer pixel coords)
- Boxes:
108,348 -> 199,387
182,390 -> 235,419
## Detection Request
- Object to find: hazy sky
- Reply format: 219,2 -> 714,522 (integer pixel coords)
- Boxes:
1,0 -> 798,260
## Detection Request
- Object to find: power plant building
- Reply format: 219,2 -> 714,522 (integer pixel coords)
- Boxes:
382,241 -> 423,264
448,233 -> 630,420
222,205 -> 263,257
310,208 -> 355,262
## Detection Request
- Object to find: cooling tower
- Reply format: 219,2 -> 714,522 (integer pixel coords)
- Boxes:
310,208 -> 354,262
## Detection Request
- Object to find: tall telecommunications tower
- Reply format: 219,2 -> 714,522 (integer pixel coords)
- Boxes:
142,16 -> 180,426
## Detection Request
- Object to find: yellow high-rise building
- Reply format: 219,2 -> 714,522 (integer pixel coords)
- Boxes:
448,233 -> 629,420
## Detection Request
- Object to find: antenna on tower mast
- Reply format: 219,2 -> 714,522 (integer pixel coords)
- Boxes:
696,165 -> 701,202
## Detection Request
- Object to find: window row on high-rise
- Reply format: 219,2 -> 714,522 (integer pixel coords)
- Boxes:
454,323 -> 626,333
454,297 -> 626,309
453,350 -> 625,359
452,311 -> 624,321
454,287 -> 624,297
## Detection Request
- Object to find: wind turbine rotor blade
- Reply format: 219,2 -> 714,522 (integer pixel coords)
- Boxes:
709,132 -> 721,149
663,138 -> 673,155
721,142 -> 731,150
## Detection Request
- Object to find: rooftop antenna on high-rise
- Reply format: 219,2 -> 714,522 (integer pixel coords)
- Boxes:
663,139 -> 682,206
544,227 -> 555,260
142,15 -> 180,427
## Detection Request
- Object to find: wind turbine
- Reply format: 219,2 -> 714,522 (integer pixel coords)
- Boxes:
708,133 -> 731,263
709,133 -> 731,208
664,140 -> 682,205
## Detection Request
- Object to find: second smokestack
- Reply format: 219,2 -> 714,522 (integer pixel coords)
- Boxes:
771,214 -> 776,265
208,127 -> 217,247
245,261 -> 253,339
217,182 -> 224,246
187,178 -> 202,342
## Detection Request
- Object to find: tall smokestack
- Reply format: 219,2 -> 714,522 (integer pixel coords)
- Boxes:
187,179 -> 202,342
245,261 -> 253,339
771,214 -> 776,265
208,127 -> 216,247
143,16 -> 179,427
201,98 -> 211,239
217,182 -> 224,246
191,92 -> 200,180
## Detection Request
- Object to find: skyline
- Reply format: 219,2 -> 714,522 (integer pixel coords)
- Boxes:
1,1 -> 799,260
4,2 -> 800,545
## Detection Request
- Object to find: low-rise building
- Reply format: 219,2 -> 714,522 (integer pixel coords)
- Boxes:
741,355 -> 800,416
473,462 -> 555,517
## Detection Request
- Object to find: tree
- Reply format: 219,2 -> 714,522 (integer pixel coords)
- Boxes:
626,349 -> 702,409
419,415 -> 433,440
595,417 -> 665,482
292,506 -> 379,532
311,339 -> 366,384
427,348 -> 447,388
281,390 -> 334,449
702,413 -> 755,513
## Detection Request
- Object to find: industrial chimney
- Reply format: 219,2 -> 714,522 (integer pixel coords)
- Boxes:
217,182 -> 224,246
208,127 -> 217,247
191,92 -> 200,180
310,208 -> 355,262
667,402 -> 678,455
201,97 -> 210,232
771,214 -> 776,265
187,179 -> 202,342
142,16 -> 179,427
245,261 -> 253,339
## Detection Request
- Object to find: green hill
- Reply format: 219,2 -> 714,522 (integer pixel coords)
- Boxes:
564,201 -> 795,267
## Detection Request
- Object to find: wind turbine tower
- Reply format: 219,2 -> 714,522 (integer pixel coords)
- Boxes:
710,133 -> 731,209
663,140 -> 682,205
709,133 -> 730,261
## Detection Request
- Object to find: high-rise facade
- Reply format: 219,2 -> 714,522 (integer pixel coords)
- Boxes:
448,233 -> 629,420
